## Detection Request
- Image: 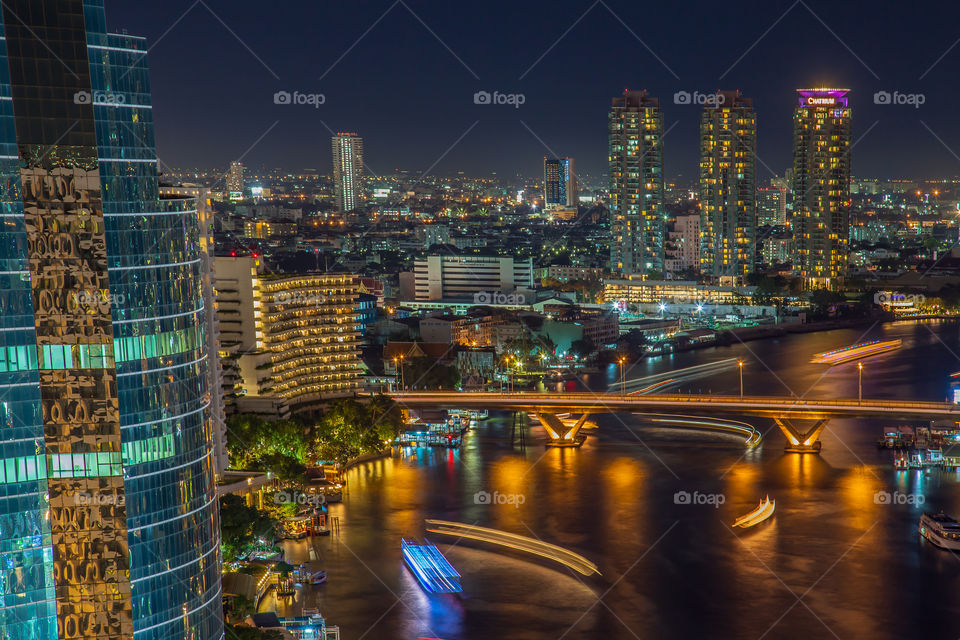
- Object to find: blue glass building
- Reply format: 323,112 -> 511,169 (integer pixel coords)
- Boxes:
0,2 -> 222,639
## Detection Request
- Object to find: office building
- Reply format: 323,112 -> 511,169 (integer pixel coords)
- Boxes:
413,255 -> 535,301
603,279 -> 756,305
609,90 -> 665,277
699,90 -> 757,280
227,160 -> 244,200
792,88 -> 852,288
214,257 -> 361,417
0,2 -> 222,639
332,132 -> 364,213
543,157 -> 577,210
159,184 -> 228,474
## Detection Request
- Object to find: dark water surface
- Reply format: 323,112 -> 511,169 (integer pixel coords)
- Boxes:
266,320 -> 960,639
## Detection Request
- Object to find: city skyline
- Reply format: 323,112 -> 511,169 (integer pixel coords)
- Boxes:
105,1 -> 960,180
4,3 -> 960,640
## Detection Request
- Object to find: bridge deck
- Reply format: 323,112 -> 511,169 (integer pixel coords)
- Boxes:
388,392 -> 960,419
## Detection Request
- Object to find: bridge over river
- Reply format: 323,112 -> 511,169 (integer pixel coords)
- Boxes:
389,391 -> 960,452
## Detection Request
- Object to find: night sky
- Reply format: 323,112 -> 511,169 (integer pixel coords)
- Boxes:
106,0 -> 960,183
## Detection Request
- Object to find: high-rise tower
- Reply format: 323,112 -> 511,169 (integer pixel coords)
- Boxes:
543,157 -> 577,210
226,160 -> 244,200
609,90 -> 664,277
0,2 -> 222,639
332,133 -> 364,213
699,90 -> 757,281
792,88 -> 852,288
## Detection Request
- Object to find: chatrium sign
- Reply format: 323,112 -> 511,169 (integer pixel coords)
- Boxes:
797,88 -> 849,108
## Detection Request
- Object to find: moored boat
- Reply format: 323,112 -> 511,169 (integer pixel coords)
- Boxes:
919,512 -> 960,550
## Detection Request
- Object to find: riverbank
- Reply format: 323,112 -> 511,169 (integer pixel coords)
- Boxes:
678,312 -> 943,352
342,447 -> 394,472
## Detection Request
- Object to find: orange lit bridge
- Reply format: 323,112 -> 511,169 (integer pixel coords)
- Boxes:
388,391 -> 960,453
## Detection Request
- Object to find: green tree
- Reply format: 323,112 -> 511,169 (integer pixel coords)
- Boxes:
616,330 -> 648,361
224,595 -> 256,624
569,338 -> 595,359
402,356 -> 460,390
257,453 -> 308,486
225,415 -> 309,468
219,495 -> 277,561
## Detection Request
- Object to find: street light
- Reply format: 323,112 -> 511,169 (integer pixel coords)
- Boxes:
399,355 -> 405,391
619,357 -> 626,399
738,361 -> 744,398
858,362 -> 865,402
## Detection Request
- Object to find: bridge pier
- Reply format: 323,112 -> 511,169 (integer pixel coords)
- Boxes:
774,417 -> 827,453
534,412 -> 591,447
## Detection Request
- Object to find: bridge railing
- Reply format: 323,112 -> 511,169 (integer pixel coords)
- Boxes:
389,391 -> 956,411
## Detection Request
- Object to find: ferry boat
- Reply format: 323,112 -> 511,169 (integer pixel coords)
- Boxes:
401,538 -> 462,593
810,339 -> 902,365
293,564 -> 327,585
919,512 -> 960,550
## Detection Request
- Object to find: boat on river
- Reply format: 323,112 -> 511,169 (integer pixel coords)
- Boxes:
920,512 -> 960,550
810,339 -> 902,365
733,495 -> 775,528
401,538 -> 462,593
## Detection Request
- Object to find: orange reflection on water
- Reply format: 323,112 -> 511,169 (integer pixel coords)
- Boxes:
724,462 -> 761,510
838,466 -> 884,530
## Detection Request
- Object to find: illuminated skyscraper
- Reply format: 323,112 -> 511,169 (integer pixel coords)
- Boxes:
609,90 -> 664,277
226,160 -> 244,200
332,133 -> 364,213
0,2 -> 222,639
699,90 -> 757,281
543,157 -> 577,210
792,88 -> 852,288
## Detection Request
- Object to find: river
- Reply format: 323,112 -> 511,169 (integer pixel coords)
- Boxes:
263,319 -> 960,639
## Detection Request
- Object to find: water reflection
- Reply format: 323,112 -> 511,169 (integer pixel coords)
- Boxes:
272,321 -> 960,639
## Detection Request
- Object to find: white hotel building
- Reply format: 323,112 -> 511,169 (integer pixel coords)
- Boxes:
414,255 -> 535,301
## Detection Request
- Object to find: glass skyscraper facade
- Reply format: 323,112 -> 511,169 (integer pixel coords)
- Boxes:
0,2 -> 222,639
543,157 -> 576,210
